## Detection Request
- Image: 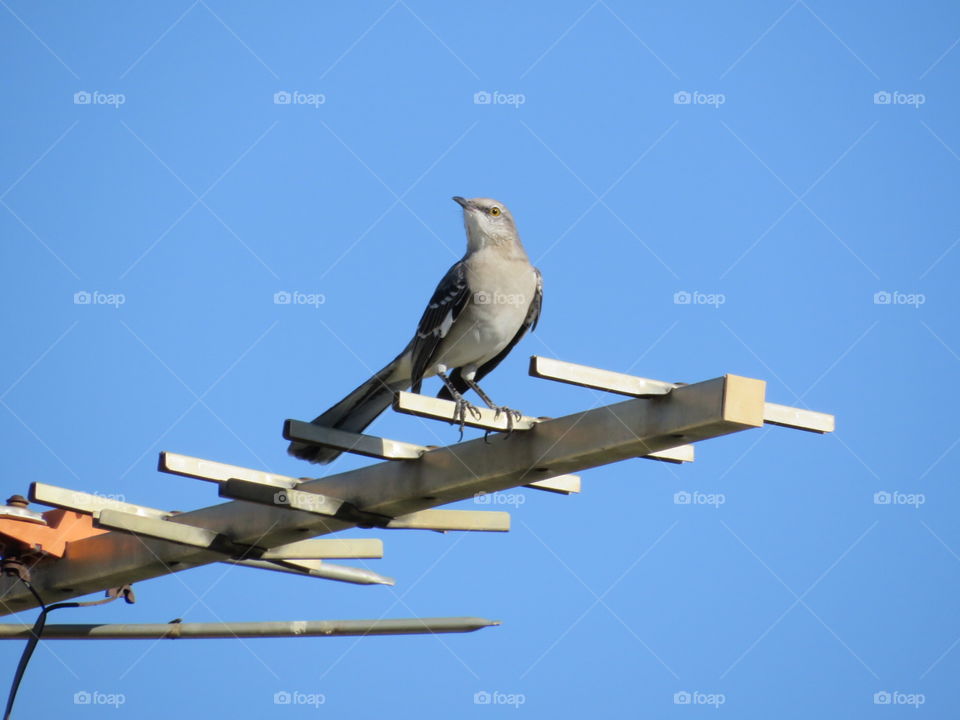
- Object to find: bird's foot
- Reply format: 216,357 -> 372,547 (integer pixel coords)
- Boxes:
452,397 -> 483,439
492,406 -> 523,434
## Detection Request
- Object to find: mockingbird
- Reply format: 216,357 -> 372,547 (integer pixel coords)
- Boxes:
288,196 -> 543,464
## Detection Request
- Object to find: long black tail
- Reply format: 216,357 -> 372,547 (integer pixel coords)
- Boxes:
288,354 -> 410,464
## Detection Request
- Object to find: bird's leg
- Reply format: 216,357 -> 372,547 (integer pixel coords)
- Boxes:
462,377 -> 522,433
436,369 -> 482,438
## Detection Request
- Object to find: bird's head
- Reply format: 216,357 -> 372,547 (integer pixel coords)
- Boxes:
452,196 -> 523,253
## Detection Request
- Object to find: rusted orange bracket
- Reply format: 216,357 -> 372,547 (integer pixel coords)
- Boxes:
0,499 -> 106,559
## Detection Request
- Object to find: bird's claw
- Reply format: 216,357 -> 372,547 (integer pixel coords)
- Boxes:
492,406 -> 523,434
452,397 -> 483,439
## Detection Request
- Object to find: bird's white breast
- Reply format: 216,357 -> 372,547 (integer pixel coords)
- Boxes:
431,249 -> 537,372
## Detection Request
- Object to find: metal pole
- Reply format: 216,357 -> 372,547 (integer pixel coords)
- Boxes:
0,617 -> 499,640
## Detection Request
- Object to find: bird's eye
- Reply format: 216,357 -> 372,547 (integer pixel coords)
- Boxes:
489,206 -> 501,216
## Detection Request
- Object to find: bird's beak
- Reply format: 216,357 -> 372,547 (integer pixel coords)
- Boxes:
452,196 -> 469,209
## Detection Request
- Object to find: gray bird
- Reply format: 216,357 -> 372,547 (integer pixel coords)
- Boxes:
288,196 -> 543,464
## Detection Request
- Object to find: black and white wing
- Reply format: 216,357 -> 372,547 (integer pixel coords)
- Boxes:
409,260 -> 472,392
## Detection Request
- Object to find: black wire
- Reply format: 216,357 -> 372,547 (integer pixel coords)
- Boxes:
2,579 -> 79,720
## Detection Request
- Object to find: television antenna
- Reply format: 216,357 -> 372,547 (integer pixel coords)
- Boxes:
0,356 -> 832,641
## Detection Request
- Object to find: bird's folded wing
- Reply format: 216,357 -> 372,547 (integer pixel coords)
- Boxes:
409,260 -> 472,389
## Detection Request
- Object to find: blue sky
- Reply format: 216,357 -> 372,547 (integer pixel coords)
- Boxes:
2,1 -> 960,717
